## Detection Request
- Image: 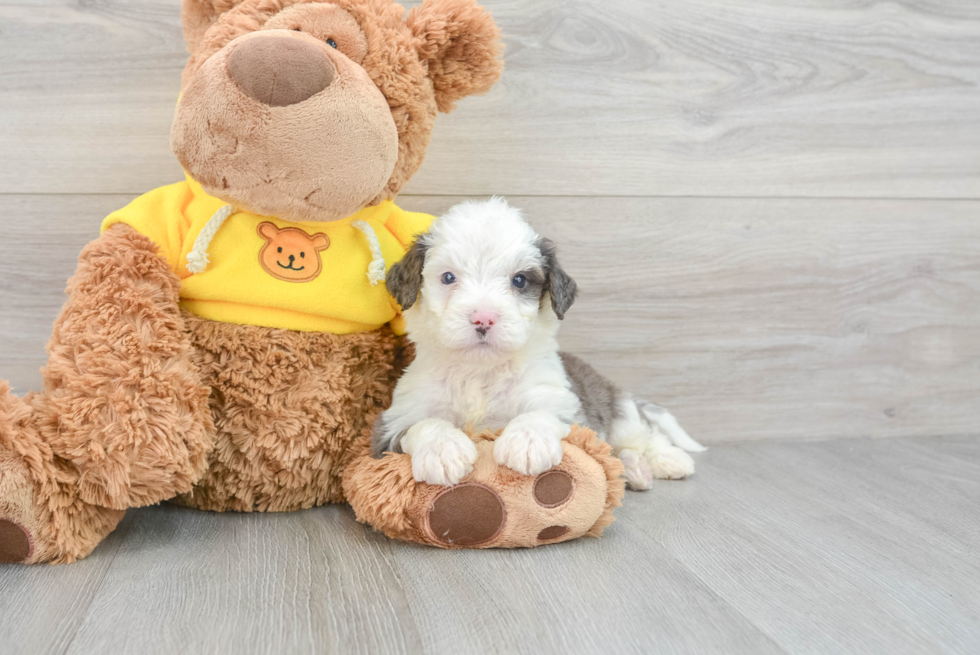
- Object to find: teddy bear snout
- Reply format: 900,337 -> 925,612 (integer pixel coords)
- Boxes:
227,35 -> 335,107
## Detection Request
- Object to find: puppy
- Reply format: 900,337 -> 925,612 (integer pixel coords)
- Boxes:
373,198 -> 704,490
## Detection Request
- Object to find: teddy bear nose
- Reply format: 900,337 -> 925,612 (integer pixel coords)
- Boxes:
227,35 -> 335,107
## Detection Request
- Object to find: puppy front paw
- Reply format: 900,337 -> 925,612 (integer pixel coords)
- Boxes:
402,418 -> 478,486
494,412 -> 568,476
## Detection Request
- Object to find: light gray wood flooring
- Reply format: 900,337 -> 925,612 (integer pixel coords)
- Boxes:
0,435 -> 977,655
1,0 -> 979,653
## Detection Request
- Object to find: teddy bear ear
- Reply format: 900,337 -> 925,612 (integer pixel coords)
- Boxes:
181,0 -> 246,53
407,0 -> 504,113
257,221 -> 279,241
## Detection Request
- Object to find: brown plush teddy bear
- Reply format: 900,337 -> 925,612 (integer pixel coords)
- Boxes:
0,0 -> 623,564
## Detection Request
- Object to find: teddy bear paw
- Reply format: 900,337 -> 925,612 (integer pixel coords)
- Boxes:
345,426 -> 624,550
423,467 -> 579,547
0,519 -> 33,563
417,431 -> 612,548
0,450 -> 46,564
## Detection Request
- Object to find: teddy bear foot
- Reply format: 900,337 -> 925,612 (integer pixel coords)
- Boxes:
0,382 -> 125,564
344,425 -> 625,549
0,520 -> 32,563
0,384 -> 58,564
0,447 -> 125,564
423,469 -> 581,547
0,434 -> 53,564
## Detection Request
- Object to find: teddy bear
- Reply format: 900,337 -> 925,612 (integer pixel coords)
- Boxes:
0,0 -> 623,564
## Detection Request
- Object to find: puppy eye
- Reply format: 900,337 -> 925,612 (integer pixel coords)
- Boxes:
277,247 -> 283,253
326,38 -> 338,48
512,274 -> 527,289
441,272 -> 456,285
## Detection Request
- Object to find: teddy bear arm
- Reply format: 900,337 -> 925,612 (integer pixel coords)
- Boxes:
30,224 -> 214,510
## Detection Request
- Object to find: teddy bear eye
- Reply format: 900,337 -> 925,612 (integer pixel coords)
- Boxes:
300,252 -> 306,258
325,38 -> 338,49
277,247 -> 282,253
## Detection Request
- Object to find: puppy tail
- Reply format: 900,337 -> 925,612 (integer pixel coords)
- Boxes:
636,400 -> 706,452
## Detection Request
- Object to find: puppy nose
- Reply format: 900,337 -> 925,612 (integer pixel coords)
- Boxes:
228,35 -> 335,107
471,311 -> 497,331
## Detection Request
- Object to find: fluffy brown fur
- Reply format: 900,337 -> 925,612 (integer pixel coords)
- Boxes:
173,316 -> 409,511
407,0 -> 503,112
0,385 -> 126,564
343,426 -> 626,548
566,427 -> 626,537
1,223 -> 211,563
0,227 -> 408,562
32,224 -> 214,510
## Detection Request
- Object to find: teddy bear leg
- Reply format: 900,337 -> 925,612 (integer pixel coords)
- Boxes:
344,426 -> 626,549
1,224 -> 213,562
28,224 -> 214,512
0,383 -> 125,563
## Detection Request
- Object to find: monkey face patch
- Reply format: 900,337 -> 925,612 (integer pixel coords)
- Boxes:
257,222 -> 330,282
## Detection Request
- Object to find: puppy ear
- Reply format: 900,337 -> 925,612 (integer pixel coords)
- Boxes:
407,0 -> 504,113
181,0 -> 245,53
387,235 -> 430,311
537,238 -> 578,320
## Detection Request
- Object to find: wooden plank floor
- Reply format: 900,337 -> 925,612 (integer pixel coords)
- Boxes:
0,435 -> 977,655
1,0 -> 979,653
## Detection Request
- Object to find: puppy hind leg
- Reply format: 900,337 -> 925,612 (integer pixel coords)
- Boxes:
607,399 -> 694,482
636,400 -> 706,453
641,431 -> 695,480
617,448 -> 654,491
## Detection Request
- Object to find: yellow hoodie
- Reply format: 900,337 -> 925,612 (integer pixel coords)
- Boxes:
102,174 -> 433,334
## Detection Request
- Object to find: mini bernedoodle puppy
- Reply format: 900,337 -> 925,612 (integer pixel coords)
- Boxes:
373,198 -> 704,490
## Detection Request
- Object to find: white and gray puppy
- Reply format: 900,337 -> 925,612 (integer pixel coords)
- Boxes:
373,198 -> 704,490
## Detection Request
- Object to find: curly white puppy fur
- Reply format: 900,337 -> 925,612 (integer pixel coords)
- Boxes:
372,198 -> 704,489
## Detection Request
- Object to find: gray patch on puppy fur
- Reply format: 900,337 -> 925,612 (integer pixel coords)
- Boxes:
513,266 -> 546,306
560,351 -> 622,436
536,237 -> 577,319
385,234 -> 430,311
371,415 -> 406,458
